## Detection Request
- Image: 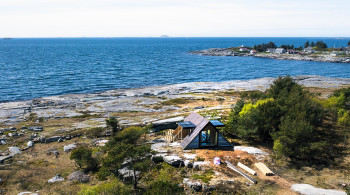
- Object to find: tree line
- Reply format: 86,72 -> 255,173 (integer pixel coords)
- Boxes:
224,76 -> 349,164
252,40 -> 329,52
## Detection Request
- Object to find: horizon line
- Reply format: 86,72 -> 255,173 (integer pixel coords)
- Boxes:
2,36 -> 350,39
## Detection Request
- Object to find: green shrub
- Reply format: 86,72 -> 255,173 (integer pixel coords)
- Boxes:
106,116 -> 120,135
78,179 -> 131,195
85,127 -> 104,138
70,146 -> 99,172
145,180 -> 183,195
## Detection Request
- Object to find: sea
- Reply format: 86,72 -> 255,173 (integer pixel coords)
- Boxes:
0,37 -> 350,102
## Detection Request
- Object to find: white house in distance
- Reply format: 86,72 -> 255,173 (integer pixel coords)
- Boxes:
275,48 -> 286,54
239,47 -> 249,52
303,46 -> 315,53
250,50 -> 258,54
266,48 -> 276,53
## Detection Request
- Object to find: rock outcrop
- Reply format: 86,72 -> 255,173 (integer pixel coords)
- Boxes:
68,171 -> 90,183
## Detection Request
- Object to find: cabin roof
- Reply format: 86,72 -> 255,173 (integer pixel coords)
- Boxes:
210,120 -> 225,127
180,112 -> 209,148
177,121 -> 196,128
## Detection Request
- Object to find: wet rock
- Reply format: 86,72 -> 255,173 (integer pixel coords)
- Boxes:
48,174 -> 64,183
68,171 -> 90,183
63,144 -> 77,152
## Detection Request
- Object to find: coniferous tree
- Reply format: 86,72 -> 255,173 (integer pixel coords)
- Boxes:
311,41 -> 316,47
304,41 -> 310,48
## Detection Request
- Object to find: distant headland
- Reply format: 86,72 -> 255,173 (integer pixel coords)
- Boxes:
190,40 -> 350,63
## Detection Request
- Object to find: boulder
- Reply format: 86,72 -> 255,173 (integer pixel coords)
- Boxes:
46,148 -> 59,156
163,155 -> 184,167
193,161 -> 210,169
183,153 -> 197,160
95,139 -> 108,147
151,142 -> 168,153
17,192 -> 39,195
118,168 -> 140,182
44,136 -> 62,143
291,184 -> 346,195
184,179 -> 202,192
9,146 -> 21,155
68,171 -> 90,183
48,174 -> 64,183
184,160 -> 193,168
151,153 -> 167,163
27,141 -> 34,147
63,144 -> 77,152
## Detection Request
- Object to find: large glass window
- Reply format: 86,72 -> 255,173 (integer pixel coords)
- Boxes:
200,129 -> 217,147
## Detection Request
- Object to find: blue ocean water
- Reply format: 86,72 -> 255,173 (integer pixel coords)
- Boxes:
0,37 -> 349,102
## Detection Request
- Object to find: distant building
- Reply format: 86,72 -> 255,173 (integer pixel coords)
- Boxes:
275,48 -> 286,54
303,46 -> 315,53
266,48 -> 276,53
330,51 -> 338,57
286,49 -> 298,54
250,50 -> 258,54
239,47 -> 249,52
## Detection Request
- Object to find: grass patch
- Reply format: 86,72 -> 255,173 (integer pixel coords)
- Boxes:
160,98 -> 191,105
72,113 -> 102,119
191,169 -> 214,183
152,105 -> 163,110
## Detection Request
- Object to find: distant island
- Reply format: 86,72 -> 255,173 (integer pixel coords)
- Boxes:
190,40 -> 350,63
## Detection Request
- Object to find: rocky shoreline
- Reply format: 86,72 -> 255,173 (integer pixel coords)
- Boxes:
189,48 -> 350,63
1,75 -> 350,127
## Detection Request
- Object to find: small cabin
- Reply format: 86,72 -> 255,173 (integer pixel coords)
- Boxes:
165,112 -> 232,150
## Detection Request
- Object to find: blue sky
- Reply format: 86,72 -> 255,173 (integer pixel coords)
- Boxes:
1,0 -> 349,37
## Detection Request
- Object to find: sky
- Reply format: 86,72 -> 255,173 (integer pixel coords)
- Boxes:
0,0 -> 349,37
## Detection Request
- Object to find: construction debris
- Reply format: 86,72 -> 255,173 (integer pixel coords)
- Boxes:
225,161 -> 257,184
254,162 -> 274,176
237,162 -> 256,176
